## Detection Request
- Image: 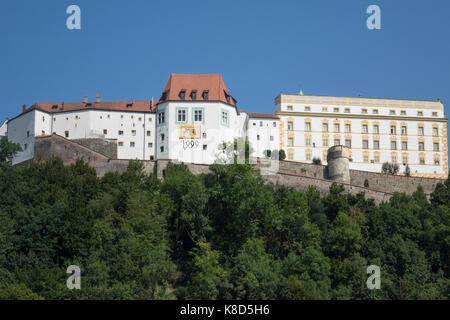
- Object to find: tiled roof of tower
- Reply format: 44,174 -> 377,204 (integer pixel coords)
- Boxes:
243,111 -> 279,119
20,100 -> 157,116
158,74 -> 237,106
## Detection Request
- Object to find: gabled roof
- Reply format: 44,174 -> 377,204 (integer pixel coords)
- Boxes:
20,100 -> 157,117
158,74 -> 237,106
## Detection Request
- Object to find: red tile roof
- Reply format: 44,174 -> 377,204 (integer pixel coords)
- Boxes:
22,100 -> 157,115
158,74 -> 236,106
242,111 -> 279,119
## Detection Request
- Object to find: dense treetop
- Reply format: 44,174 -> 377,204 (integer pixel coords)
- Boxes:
0,152 -> 448,299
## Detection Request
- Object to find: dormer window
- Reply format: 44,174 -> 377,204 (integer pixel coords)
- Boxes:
202,90 -> 209,100
224,91 -> 231,104
52,105 -> 58,110
161,91 -> 168,101
179,90 -> 186,100
190,90 -> 197,100
126,104 -> 132,108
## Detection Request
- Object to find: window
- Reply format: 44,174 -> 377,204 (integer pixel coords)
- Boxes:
190,90 -> 197,100
334,124 -> 340,132
260,121 -> 263,127
403,156 -> 408,164
24,143 -> 27,150
103,141 -> 109,146
26,130 -> 30,137
41,130 -> 45,135
305,106 -> 311,111
161,134 -> 165,141
287,105 -> 293,111
402,141 -> 408,150
401,110 -> 406,115
374,154 -> 380,163
179,90 -> 186,100
118,130 -> 123,135
322,107 -> 328,112
126,104 -> 132,108
363,154 -> 369,163
121,115 -> 124,119
52,105 -> 58,110
434,143 -> 440,151
419,142 -> 425,151
363,140 -> 369,149
418,126 -> 424,136
391,141 -> 397,150
202,90 -> 209,100
65,131 -> 69,138
306,152 -> 312,161
401,126 -> 407,135
334,139 -> 340,146
158,112 -> 165,124
146,130 -> 151,136
288,151 -> 294,160
374,140 -> 380,149
129,142 -> 135,148
270,136 -> 274,141
435,158 -> 440,165
305,138 -> 311,146
362,124 -> 368,133
433,127 -> 439,136
372,109 -> 379,114
203,145 -> 207,150
390,110 -> 396,115
288,137 -> 294,146
273,122 -> 277,127
417,111 -> 423,116
333,108 -> 339,113
177,108 -> 187,123
432,112 -> 438,117
373,125 -> 379,134
160,146 -> 164,152
193,109 -> 203,123
345,139 -> 352,148
138,117 -> 142,121
322,123 -> 328,132
221,110 -> 229,126
362,109 -> 368,114
287,121 -> 294,131
131,130 -> 136,136
344,108 -> 350,113
202,132 -> 207,139
390,126 -> 396,135
148,142 -> 153,148
103,129 -> 108,135
323,138 -> 329,147
420,156 -> 425,165
345,124 -> 351,133
305,122 -> 311,132
118,141 -> 123,147
392,155 -> 397,163
257,135 -> 260,141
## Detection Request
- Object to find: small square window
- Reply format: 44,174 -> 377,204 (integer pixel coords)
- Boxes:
131,130 -> 136,136
146,130 -> 151,136
362,109 -> 368,114
203,145 -> 207,150
148,142 -> 153,148
130,142 -> 135,147
103,129 -> 108,135
118,141 -> 123,147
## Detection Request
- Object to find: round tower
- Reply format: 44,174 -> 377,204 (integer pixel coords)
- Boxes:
327,145 -> 350,183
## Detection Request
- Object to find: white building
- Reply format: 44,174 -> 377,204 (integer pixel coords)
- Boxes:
7,98 -> 156,165
155,74 -> 247,164
275,94 -> 448,178
243,112 -> 280,158
3,74 -> 449,179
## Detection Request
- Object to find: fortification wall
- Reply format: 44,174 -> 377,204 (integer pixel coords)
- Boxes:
29,135 -> 444,201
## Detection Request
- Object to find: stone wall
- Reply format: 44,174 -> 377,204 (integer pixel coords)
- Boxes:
72,138 -> 118,159
30,135 -> 445,201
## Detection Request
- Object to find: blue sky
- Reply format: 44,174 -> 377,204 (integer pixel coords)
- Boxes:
0,0 -> 449,124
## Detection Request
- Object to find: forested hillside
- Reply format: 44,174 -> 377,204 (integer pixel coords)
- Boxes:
0,155 -> 449,299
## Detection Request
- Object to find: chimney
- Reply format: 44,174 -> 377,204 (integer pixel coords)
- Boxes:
84,95 -> 88,103
96,94 -> 100,103
22,104 -> 26,112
